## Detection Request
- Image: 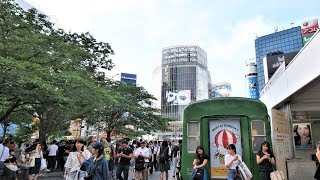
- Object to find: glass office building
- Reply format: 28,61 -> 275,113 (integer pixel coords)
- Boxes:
255,26 -> 303,93
161,45 -> 211,121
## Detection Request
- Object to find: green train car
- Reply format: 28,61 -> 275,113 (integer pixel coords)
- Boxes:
181,97 -> 271,180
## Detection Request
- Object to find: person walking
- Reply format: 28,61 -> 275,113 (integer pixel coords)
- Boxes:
80,142 -> 110,180
46,140 -> 58,172
26,142 -> 43,180
134,141 -> 150,180
157,140 -> 171,180
225,144 -> 242,180
64,139 -> 91,180
256,141 -> 275,180
116,141 -> 133,180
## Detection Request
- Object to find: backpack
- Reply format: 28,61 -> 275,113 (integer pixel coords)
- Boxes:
135,156 -> 145,171
159,147 -> 169,163
104,144 -> 115,161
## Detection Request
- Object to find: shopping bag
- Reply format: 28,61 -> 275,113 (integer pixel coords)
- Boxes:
270,169 -> 285,180
237,161 -> 253,180
40,159 -> 47,170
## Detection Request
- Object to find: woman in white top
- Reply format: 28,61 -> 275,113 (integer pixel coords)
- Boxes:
224,144 -> 242,180
64,139 -> 91,180
25,143 -> 43,180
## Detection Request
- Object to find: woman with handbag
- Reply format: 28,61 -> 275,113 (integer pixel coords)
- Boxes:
191,146 -> 208,180
25,143 -> 43,180
65,139 -> 91,180
256,141 -> 275,180
225,144 -> 242,180
79,142 -> 110,180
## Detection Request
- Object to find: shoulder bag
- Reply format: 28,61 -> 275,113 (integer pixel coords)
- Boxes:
270,165 -> 285,180
84,158 -> 102,180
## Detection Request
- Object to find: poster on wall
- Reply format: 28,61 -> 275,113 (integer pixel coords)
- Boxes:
293,123 -> 313,149
209,118 -> 242,179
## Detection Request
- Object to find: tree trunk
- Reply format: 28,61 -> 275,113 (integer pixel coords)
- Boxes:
38,117 -> 48,142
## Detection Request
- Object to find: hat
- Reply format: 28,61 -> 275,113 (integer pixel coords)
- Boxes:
141,141 -> 146,144
92,142 -> 104,149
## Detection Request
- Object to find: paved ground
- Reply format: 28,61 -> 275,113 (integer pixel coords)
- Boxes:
38,163 -> 176,180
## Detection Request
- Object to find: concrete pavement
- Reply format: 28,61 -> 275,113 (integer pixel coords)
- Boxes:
38,162 -> 176,180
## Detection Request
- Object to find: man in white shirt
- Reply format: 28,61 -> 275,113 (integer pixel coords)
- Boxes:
134,141 -> 150,180
0,139 -> 10,175
47,140 -> 58,172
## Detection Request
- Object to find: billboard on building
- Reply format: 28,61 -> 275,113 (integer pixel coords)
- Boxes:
301,19 -> 319,45
301,19 -> 319,36
120,73 -> 137,85
247,77 -> 259,99
263,52 -> 298,81
166,90 -> 191,105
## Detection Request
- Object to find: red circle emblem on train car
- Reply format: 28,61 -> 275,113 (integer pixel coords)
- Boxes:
214,129 -> 237,148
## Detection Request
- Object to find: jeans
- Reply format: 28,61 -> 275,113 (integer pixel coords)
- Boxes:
67,170 -> 86,180
116,164 -> 130,180
172,157 -> 177,175
228,169 -> 236,180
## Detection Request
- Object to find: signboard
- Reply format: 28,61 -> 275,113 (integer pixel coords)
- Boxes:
120,73 -> 137,85
209,118 -> 242,179
301,19 -> 319,46
263,52 -> 298,82
166,90 -> 191,105
302,33 -> 314,45
301,19 -> 319,36
247,77 -> 258,99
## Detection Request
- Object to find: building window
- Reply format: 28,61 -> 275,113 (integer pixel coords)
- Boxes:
251,120 -> 266,153
187,121 -> 200,152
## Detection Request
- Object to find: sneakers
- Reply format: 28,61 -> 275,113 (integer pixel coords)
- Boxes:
45,169 -> 51,172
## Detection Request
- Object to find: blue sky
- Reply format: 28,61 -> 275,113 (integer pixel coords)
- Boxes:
24,0 -> 320,102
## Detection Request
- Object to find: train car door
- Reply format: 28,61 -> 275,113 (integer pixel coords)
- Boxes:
208,118 -> 243,179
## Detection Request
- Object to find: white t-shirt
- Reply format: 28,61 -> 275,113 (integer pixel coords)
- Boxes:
134,147 -> 150,162
225,154 -> 242,170
48,144 -> 58,156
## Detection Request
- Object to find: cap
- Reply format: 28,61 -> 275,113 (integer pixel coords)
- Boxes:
92,142 -> 104,149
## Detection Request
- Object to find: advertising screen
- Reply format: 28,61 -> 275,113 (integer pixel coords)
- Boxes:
166,90 -> 191,105
247,77 -> 258,99
120,73 -> 137,85
209,118 -> 242,179
264,52 -> 298,80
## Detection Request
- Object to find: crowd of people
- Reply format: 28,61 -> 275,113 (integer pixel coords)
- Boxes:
0,137 -> 183,180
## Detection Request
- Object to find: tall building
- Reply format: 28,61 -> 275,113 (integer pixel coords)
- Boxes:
255,26 -> 303,92
211,82 -> 232,98
161,45 -> 210,121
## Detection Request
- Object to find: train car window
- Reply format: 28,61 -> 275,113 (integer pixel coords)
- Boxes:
187,121 -> 200,152
251,120 -> 266,153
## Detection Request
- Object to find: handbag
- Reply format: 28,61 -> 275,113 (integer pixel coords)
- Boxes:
237,161 -> 253,180
26,156 -> 35,167
193,168 -> 204,180
4,163 -> 19,171
40,159 -> 47,170
270,166 -> 285,180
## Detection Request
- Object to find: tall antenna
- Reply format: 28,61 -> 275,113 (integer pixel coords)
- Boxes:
290,22 -> 294,28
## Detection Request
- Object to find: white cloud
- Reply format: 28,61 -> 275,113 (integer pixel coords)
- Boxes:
207,15 -> 274,96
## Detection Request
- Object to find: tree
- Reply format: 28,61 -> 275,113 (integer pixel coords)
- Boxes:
90,80 -> 172,138
0,0 -> 117,141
